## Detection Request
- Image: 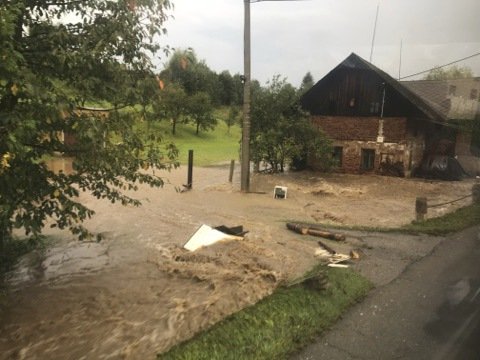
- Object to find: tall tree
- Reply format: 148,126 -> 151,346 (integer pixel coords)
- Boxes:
153,84 -> 188,135
224,107 -> 240,134
161,49 -> 221,104
0,0 -> 176,247
299,71 -> 315,94
423,65 -> 473,80
250,76 -> 333,172
187,92 -> 217,135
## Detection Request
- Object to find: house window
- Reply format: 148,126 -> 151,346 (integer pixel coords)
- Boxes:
470,88 -> 478,100
361,149 -> 375,171
448,85 -> 457,96
332,146 -> 343,167
370,102 -> 380,114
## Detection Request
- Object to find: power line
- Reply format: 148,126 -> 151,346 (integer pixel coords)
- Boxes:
399,51 -> 480,80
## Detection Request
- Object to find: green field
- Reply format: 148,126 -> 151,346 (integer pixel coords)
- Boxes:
136,107 -> 242,166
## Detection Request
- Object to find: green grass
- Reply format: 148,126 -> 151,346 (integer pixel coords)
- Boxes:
287,203 -> 480,236
136,107 -> 241,166
401,203 -> 480,235
158,267 -> 372,360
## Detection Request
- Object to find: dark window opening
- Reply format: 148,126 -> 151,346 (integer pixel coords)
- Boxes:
332,146 -> 343,167
361,149 -> 375,170
470,89 -> 478,100
370,102 -> 380,114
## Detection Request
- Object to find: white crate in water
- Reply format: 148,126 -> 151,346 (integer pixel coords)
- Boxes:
273,186 -> 288,199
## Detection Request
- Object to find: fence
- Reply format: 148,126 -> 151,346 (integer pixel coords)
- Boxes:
415,183 -> 480,221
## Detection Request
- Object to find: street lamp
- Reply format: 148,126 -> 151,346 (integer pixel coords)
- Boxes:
241,0 -> 308,192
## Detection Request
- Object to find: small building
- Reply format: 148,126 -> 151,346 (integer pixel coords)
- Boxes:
402,78 -> 480,176
301,53 -> 478,177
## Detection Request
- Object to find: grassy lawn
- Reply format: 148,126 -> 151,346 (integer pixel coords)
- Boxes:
158,267 -> 372,360
401,203 -> 480,235
136,107 -> 241,166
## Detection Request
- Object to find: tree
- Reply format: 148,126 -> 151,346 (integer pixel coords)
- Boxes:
0,0 -> 176,248
187,92 -> 217,135
423,65 -> 473,80
161,49 -> 222,105
224,107 -> 240,134
250,76 -> 333,172
153,84 -> 188,135
218,70 -> 236,106
299,71 -> 315,94
136,74 -> 162,123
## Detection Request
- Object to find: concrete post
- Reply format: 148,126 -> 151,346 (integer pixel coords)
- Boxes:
415,197 -> 428,221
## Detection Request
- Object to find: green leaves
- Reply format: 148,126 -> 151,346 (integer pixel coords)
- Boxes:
0,0 -> 176,243
250,76 -> 332,172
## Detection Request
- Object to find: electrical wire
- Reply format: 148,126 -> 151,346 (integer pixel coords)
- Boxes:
399,52 -> 480,80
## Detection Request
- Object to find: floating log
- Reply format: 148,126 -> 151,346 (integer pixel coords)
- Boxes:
286,223 -> 308,235
317,240 -> 336,255
308,229 -> 346,241
286,223 -> 346,241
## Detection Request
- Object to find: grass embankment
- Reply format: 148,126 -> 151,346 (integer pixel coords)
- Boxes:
158,267 -> 372,360
137,107 -> 241,166
401,203 -> 480,235
289,203 -> 480,236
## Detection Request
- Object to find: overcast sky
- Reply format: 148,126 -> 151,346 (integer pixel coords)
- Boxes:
157,0 -> 480,86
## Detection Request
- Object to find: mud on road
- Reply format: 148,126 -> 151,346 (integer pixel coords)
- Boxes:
1,164 -> 475,359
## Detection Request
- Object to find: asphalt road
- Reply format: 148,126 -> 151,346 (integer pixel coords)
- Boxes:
292,226 -> 480,360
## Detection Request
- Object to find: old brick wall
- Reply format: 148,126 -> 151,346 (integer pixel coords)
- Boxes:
311,116 -> 407,142
309,116 -> 419,176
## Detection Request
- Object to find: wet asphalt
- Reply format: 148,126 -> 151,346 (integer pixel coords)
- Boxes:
292,225 -> 480,360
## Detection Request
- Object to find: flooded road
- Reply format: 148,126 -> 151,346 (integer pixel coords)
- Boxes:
1,163 -> 475,359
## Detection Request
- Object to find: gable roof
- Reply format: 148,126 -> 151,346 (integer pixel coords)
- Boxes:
302,53 -> 447,123
402,78 -> 480,121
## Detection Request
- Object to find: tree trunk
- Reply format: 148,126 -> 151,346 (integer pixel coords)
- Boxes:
172,118 -> 176,135
196,121 -> 200,135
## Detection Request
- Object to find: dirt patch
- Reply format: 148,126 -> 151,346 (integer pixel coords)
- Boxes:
1,164 -> 476,358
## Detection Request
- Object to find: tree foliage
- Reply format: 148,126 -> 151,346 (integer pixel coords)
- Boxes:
250,76 -> 333,172
224,106 -> 240,134
186,92 -> 217,135
160,49 -> 222,105
0,0 -> 177,246
423,65 -> 473,80
299,71 -> 315,94
153,83 -> 188,135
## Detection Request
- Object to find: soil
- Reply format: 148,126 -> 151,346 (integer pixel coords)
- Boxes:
0,162 -> 477,359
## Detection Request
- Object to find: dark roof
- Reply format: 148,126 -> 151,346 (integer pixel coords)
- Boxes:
401,78 -> 480,121
303,53 -> 448,123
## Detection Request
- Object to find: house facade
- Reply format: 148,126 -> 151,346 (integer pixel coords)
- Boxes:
301,53 -> 463,177
402,78 -> 480,175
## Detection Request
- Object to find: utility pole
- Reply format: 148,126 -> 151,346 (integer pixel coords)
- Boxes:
241,0 -> 251,192
241,0 -> 305,192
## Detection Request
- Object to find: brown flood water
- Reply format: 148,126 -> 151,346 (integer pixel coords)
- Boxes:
1,161 -> 475,359
0,163 -> 320,359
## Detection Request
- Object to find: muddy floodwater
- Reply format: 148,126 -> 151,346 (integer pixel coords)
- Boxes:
0,163 -> 476,359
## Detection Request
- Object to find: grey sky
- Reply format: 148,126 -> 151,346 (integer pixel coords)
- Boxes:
159,0 -> 480,86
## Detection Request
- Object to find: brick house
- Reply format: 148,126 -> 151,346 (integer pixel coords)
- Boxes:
301,53 -> 451,177
402,78 -> 480,175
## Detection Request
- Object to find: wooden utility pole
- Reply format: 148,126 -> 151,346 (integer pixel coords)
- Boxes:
241,0 -> 251,192
241,0 -> 306,192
